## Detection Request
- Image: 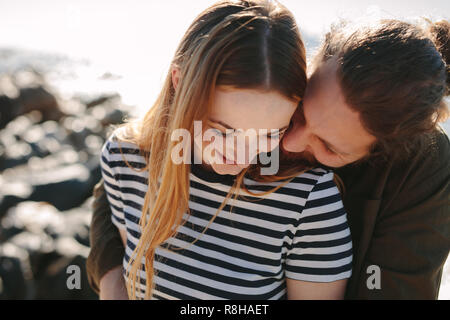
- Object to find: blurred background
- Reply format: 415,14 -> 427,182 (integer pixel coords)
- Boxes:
0,0 -> 448,300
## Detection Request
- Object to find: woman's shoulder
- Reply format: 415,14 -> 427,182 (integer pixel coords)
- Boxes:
104,126 -> 138,147
289,167 -> 344,215
244,166 -> 338,203
290,166 -> 336,189
101,126 -> 148,165
290,167 -> 340,200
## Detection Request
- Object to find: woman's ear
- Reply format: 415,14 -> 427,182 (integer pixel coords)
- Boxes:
171,67 -> 180,90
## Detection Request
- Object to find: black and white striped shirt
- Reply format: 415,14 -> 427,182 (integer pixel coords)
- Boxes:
100,130 -> 353,300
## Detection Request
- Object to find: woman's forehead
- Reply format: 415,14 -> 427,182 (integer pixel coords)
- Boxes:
210,87 -> 297,130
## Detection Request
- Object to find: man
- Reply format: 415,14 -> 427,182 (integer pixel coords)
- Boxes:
86,19 -> 450,299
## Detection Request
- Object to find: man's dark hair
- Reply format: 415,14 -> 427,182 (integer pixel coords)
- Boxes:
314,19 -> 450,161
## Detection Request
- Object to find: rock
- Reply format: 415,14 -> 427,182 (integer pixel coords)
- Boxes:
63,115 -> 103,151
0,74 -> 20,99
27,163 -> 95,211
85,95 -> 131,127
23,121 -> 67,158
2,202 -> 65,238
101,108 -> 127,126
98,72 -> 122,81
62,205 -> 92,248
0,62 -> 136,299
0,255 -> 28,299
0,201 -> 97,299
75,92 -> 121,110
0,141 -> 33,169
17,86 -> 64,122
0,162 -> 96,213
85,94 -> 120,109
58,99 -> 86,117
0,69 -> 64,130
0,242 -> 33,299
3,111 -> 42,138
0,111 -> 44,170
33,253 -> 97,300
0,224 -> 22,244
0,95 -> 20,129
0,74 -> 20,129
12,69 -> 46,89
0,181 -> 33,220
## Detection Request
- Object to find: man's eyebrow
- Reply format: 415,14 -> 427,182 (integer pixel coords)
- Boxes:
208,118 -> 289,133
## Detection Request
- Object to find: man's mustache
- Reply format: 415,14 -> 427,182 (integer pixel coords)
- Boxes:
279,143 -> 319,167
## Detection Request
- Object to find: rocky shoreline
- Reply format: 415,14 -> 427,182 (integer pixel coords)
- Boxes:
0,65 -> 133,299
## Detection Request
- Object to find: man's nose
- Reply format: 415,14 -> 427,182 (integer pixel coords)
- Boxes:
282,120 -> 310,153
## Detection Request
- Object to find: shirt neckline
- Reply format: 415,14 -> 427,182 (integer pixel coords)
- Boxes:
189,162 -> 236,185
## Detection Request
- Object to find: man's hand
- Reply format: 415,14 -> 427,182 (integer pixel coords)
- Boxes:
99,265 -> 129,300
86,179 -> 126,294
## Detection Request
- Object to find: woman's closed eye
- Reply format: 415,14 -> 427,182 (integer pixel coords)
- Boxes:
212,128 -> 288,139
211,128 -> 237,137
211,128 -> 228,137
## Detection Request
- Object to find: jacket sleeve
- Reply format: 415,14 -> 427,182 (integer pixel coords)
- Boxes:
86,179 -> 125,295
351,132 -> 450,299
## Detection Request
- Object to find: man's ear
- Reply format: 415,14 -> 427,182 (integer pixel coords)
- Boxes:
171,67 -> 180,90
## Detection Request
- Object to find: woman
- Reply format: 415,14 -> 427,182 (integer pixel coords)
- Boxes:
100,0 -> 352,300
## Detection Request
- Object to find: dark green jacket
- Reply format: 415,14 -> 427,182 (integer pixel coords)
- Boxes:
86,130 -> 450,299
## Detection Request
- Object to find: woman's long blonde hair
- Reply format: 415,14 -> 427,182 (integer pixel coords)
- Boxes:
113,0 -> 309,299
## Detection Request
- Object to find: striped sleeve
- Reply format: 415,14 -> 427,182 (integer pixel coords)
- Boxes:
285,171 -> 353,282
100,138 -> 127,231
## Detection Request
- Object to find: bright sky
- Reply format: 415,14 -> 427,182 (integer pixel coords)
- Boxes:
0,0 -> 449,128
1,0 -> 448,73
